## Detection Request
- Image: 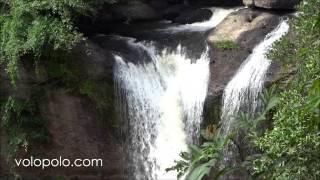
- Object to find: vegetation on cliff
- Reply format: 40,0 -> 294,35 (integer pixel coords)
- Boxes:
251,0 -> 320,178
0,0 -> 121,84
0,0 -> 118,165
0,0 -> 84,84
214,40 -> 240,50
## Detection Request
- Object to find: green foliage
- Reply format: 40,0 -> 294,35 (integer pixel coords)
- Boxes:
214,40 -> 240,50
0,0 -> 121,171
235,87 -> 280,138
166,78 -> 281,180
0,0 -> 88,84
166,136 -> 232,180
1,95 -> 50,159
44,58 -> 116,127
252,85 -> 320,179
246,0 -> 320,179
0,0 -> 121,85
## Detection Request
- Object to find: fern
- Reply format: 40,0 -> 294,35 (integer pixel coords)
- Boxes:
166,136 -> 231,180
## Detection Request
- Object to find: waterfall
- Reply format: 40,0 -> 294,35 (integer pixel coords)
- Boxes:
114,43 -> 210,179
219,19 -> 290,136
217,20 -> 289,179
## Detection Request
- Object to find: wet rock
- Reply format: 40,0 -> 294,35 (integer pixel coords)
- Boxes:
173,8 -> 213,24
206,8 -> 280,100
207,8 -> 280,48
111,1 -> 160,22
163,4 -> 187,20
243,0 -> 301,10
167,0 -> 184,4
149,0 -> 170,10
39,89 -> 122,177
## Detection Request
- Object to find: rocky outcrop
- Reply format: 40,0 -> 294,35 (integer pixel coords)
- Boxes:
204,8 -> 281,125
0,37 -> 125,179
163,4 -> 187,20
243,0 -> 301,10
173,9 -> 213,24
207,8 -> 280,48
205,8 -> 286,179
207,8 -> 281,94
11,90 -> 123,179
167,0 -> 185,4
149,0 -> 170,10
41,90 -> 123,178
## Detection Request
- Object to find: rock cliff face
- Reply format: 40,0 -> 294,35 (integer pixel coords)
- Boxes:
39,90 -> 124,179
0,38 -> 125,179
16,90 -> 123,179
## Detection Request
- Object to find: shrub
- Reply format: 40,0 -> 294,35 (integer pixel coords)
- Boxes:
214,40 -> 240,50
0,0 -> 120,85
249,0 -> 320,179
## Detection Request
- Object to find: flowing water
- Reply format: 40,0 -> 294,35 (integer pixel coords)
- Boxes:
112,7 -> 241,179
114,44 -> 209,179
220,19 -> 290,136
160,7 -> 240,33
217,20 -> 289,179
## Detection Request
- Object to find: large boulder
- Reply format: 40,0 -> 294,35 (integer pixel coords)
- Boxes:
173,9 -> 213,24
243,0 -> 301,9
207,8 -> 280,48
167,0 -> 184,4
111,1 -> 160,22
163,4 -> 187,20
149,0 -> 170,10
207,8 -> 281,98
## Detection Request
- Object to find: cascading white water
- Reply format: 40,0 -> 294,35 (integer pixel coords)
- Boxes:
160,7 -> 240,32
114,43 -> 210,179
219,20 -> 289,136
